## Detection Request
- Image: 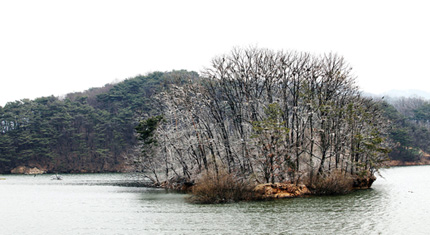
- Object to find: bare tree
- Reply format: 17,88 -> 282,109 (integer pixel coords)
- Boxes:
135,47 -> 390,187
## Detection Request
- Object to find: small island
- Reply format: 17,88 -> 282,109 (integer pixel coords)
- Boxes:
134,47 -> 389,203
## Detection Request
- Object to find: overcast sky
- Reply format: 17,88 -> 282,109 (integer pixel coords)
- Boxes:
1,0 -> 429,106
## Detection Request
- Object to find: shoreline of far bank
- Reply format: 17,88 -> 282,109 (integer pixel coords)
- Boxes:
386,158 -> 430,167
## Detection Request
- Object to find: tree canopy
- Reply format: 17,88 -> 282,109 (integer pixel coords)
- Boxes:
1,48 -> 428,177
0,70 -> 198,173
381,97 -> 430,162
134,48 -> 391,186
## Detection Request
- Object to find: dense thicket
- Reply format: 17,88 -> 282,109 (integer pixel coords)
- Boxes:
0,70 -> 197,173
136,48 -> 390,187
382,97 -> 430,162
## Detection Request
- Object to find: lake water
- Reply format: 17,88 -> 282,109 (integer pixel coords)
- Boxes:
1,166 -> 430,234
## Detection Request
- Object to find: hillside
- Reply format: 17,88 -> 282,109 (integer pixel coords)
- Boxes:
1,69 -> 430,174
0,70 -> 198,173
381,97 -> 430,164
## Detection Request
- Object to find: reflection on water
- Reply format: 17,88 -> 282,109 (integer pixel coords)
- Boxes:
1,167 -> 430,234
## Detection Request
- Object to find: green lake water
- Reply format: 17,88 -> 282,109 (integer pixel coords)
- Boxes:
1,166 -> 429,234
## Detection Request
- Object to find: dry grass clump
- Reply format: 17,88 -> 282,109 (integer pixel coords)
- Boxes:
308,170 -> 354,195
188,170 -> 256,204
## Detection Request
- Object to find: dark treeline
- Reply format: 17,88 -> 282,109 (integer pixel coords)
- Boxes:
0,70 -> 197,173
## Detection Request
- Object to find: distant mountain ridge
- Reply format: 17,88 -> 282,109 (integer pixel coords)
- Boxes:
382,89 -> 430,100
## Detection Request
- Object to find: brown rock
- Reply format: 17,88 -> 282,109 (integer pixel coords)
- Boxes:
11,166 -> 45,175
254,183 -> 311,199
10,166 -> 26,174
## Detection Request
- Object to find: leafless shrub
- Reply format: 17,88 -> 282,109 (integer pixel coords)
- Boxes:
188,169 -> 256,204
308,170 -> 354,195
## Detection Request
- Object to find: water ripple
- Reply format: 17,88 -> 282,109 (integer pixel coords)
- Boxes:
2,166 -> 430,234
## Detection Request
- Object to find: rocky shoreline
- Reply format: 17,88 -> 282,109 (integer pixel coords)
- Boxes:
10,166 -> 46,175
254,183 -> 311,199
6,164 -> 132,175
386,159 -> 430,167
253,175 -> 375,199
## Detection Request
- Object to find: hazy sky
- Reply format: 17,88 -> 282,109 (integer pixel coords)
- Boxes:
1,0 -> 429,106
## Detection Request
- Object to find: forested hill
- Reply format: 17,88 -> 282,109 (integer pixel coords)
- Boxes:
381,97 -> 430,163
1,68 -> 430,174
0,70 -> 198,173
